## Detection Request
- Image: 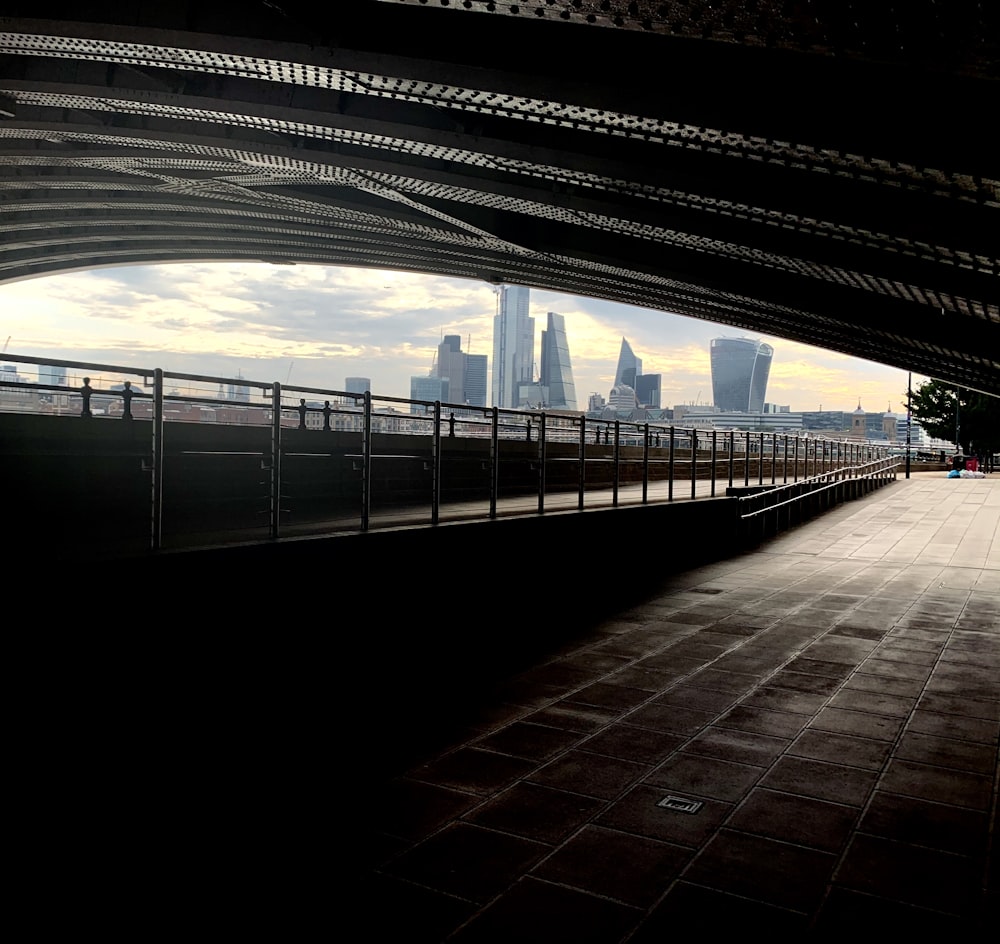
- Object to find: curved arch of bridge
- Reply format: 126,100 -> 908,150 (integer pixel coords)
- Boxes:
1,2 -> 998,393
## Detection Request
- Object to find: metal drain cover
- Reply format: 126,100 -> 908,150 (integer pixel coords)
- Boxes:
657,795 -> 703,814
688,588 -> 724,595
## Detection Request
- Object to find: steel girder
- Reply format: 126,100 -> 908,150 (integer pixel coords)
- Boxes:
0,2 -> 997,393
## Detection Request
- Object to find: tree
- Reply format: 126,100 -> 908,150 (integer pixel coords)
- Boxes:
908,381 -> 1000,456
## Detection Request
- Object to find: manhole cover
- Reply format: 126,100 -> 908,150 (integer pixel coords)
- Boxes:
657,795 -> 704,814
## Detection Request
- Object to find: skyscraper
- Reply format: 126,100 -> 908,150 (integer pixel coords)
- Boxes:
614,337 -> 642,388
345,377 -> 371,396
492,285 -> 534,408
539,312 -> 578,411
38,364 -> 67,387
410,375 -> 449,412
610,336 -> 660,411
436,335 -> 465,407
464,354 -> 488,408
710,337 -> 774,412
433,334 -> 487,408
634,373 -> 661,410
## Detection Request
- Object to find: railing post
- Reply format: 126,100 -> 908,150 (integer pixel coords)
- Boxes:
728,430 -> 734,488
668,426 -> 676,501
270,381 -> 282,539
771,433 -> 777,484
744,431 -> 751,486
537,411 -> 546,514
691,428 -> 698,499
711,429 -> 718,497
489,406 -> 499,519
783,434 -> 789,484
613,420 -> 621,507
361,391 -> 372,531
578,416 -> 586,511
794,436 -> 800,482
642,422 -> 650,504
758,431 -> 765,485
431,400 -> 442,525
150,368 -> 164,551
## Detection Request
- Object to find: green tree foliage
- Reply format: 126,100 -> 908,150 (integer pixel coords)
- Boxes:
908,381 -> 1000,455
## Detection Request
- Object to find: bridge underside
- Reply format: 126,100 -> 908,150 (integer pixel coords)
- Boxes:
1,2 -> 998,393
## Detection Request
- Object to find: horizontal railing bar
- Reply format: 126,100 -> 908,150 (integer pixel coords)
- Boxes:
160,368 -> 272,389
738,463 -> 897,519
0,352 -> 156,377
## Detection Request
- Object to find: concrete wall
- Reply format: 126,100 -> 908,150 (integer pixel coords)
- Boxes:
4,413 -> 747,558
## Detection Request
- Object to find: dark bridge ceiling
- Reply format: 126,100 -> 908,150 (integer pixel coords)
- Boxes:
1,2 -> 998,394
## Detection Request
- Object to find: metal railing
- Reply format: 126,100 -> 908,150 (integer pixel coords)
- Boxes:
738,456 -> 899,543
0,353 -> 896,554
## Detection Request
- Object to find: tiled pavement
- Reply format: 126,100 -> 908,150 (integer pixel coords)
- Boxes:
359,473 -> 999,938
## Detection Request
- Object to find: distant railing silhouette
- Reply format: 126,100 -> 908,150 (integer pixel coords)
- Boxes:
0,352 -> 896,554
737,456 -> 899,544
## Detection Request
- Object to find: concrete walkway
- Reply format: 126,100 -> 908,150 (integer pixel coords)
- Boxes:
360,473 -> 998,938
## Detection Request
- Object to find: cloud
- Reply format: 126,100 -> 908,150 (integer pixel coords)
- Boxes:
0,262 -> 920,410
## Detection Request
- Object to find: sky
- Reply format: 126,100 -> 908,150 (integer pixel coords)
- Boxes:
1,261 -> 924,413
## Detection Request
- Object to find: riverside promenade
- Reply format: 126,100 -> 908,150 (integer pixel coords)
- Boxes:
360,472 -> 998,938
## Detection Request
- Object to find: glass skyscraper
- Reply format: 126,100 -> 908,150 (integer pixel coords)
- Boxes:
614,337 -> 642,388
710,337 -> 774,412
434,335 -> 487,408
539,311 -> 577,411
492,285 -> 534,409
464,354 -> 488,408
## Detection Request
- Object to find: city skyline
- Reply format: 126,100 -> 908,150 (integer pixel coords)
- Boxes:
0,261 -> 924,414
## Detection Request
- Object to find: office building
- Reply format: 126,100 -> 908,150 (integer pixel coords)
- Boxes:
539,312 -> 577,411
614,337 -> 642,388
436,335 -> 466,407
227,378 -> 250,403
678,409 -> 804,432
345,377 -> 371,396
492,285 -> 534,408
409,375 -> 449,413
433,335 -> 487,408
612,337 -> 659,408
609,383 -> 638,412
464,354 -> 487,408
38,364 -> 67,387
710,337 -> 773,412
634,373 -> 661,409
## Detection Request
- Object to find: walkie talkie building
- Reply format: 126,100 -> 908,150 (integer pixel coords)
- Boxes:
711,338 -> 774,412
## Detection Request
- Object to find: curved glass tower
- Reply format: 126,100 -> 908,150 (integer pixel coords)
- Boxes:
710,338 -> 774,412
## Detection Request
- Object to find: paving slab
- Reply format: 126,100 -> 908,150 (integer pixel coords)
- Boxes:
363,474 -> 999,938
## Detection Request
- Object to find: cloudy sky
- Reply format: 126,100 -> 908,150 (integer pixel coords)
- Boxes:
1,261 -> 922,413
